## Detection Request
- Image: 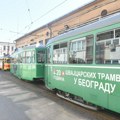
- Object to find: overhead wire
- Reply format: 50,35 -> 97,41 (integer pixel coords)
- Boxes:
25,0 -> 33,24
24,0 -> 33,32
7,0 -> 69,41
23,0 -> 68,31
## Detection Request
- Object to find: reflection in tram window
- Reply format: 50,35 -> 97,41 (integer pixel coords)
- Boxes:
53,42 -> 67,64
96,29 -> 120,64
69,35 -> 93,64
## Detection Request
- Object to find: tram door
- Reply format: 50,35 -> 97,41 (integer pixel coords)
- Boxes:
37,50 -> 45,79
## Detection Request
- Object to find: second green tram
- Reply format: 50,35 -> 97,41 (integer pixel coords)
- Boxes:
10,46 -> 46,81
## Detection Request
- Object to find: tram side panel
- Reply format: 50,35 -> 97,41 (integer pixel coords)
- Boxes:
44,13 -> 120,113
47,65 -> 120,112
20,63 -> 44,81
36,63 -> 44,79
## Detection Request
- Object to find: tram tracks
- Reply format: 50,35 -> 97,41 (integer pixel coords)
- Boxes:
36,82 -> 120,120
32,80 -> 120,120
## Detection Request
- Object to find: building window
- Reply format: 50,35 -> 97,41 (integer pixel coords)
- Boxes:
3,46 -> 6,50
11,46 -> 14,51
30,42 -> 36,45
7,46 -> 9,51
30,39 -> 34,41
39,40 -> 43,45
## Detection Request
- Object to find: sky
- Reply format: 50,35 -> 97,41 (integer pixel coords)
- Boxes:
0,0 -> 93,43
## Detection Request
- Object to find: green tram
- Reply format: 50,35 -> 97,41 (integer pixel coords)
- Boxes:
45,13 -> 120,113
10,45 -> 46,81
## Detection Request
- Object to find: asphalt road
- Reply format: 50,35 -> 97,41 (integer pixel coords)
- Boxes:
0,71 -> 119,120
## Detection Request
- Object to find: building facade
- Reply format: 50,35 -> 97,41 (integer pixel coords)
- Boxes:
15,0 -> 120,48
0,42 -> 15,57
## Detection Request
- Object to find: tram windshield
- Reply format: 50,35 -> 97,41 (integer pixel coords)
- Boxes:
37,51 -> 45,63
6,59 -> 10,63
4,58 -> 10,63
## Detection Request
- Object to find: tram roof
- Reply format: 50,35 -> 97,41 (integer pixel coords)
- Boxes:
14,44 -> 45,52
22,44 -> 45,50
1,55 -> 11,59
47,12 -> 120,45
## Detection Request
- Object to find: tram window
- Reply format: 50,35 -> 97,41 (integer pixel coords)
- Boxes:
37,51 -> 45,63
26,51 -> 31,63
31,51 -> 35,63
69,35 -> 93,64
47,47 -> 51,63
96,29 -> 120,64
22,52 -> 26,63
18,54 -> 22,63
60,42 -> 67,48
97,31 -> 114,41
115,29 -> 120,38
12,56 -> 16,63
53,42 -> 67,64
71,42 -> 76,51
6,59 -> 10,63
54,44 -> 59,49
10,58 -> 13,63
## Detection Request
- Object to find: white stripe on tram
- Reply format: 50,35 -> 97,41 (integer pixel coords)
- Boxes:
45,64 -> 120,69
